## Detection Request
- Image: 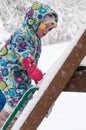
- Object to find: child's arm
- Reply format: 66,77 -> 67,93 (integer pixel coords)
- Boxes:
22,57 -> 43,82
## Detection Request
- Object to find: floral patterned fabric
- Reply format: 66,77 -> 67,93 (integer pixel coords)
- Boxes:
0,2 -> 58,109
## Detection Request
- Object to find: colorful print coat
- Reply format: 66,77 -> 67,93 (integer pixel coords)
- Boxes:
0,2 -> 58,108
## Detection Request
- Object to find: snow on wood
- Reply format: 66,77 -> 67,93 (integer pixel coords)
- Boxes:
12,27 -> 86,130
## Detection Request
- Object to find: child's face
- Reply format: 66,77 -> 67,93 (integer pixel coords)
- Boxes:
37,22 -> 57,38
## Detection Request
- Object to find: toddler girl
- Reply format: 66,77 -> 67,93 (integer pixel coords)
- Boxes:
0,1 -> 58,129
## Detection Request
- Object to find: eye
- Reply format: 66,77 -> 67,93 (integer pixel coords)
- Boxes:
49,28 -> 52,31
51,23 -> 54,25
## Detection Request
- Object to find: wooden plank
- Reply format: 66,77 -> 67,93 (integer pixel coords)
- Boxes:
21,30 -> 86,130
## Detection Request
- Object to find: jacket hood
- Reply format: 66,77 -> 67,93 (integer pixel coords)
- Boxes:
23,2 -> 58,31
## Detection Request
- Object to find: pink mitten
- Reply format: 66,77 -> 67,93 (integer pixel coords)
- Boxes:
22,57 -> 43,81
27,64 -> 43,82
22,57 -> 34,69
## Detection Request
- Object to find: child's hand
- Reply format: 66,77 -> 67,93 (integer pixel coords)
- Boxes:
22,57 -> 43,81
27,64 -> 43,82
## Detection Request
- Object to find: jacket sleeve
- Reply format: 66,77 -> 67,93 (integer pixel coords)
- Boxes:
10,30 -> 43,82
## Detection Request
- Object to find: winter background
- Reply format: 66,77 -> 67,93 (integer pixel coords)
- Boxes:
0,0 -> 86,43
0,0 -> 86,130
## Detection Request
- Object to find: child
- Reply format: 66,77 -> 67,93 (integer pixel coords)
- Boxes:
0,1 -> 58,129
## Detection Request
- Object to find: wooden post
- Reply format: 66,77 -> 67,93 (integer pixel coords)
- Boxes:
21,30 -> 86,130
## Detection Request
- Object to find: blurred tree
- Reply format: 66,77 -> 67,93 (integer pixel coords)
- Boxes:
0,0 -> 86,44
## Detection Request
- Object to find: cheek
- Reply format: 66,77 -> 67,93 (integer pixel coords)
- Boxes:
43,29 -> 48,34
37,29 -> 41,36
37,28 -> 48,38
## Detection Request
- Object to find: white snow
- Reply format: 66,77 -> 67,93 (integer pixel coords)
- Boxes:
0,19 -> 10,47
11,27 -> 86,130
38,92 -> 86,130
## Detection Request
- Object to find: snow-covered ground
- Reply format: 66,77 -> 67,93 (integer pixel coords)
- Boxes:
38,92 -> 86,130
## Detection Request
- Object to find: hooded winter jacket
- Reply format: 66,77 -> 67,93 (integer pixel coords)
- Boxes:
0,2 -> 58,108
